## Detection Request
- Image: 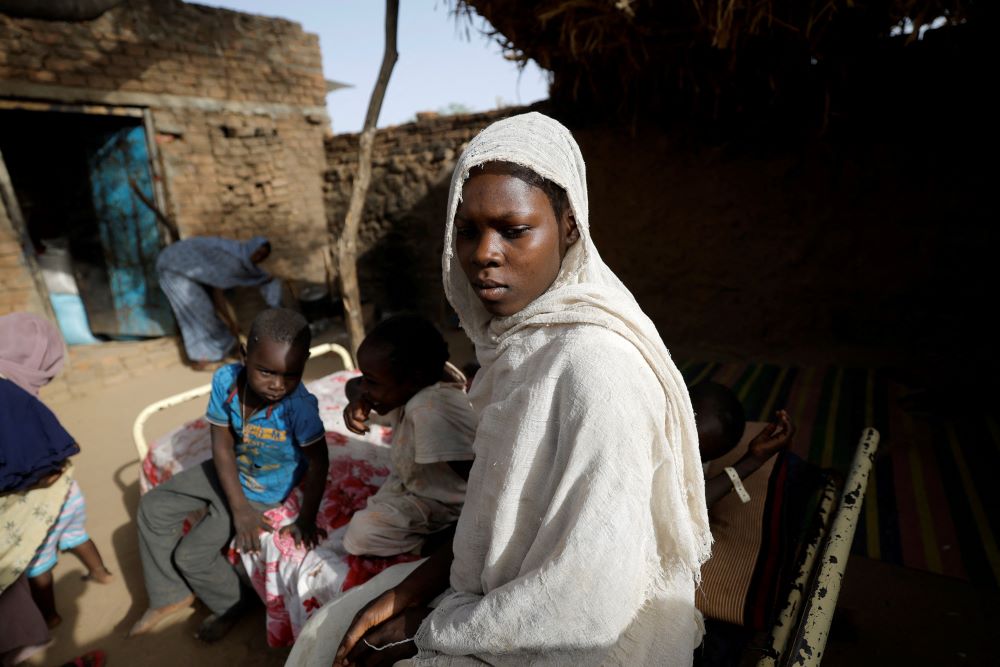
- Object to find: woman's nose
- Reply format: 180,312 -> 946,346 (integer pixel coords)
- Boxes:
472,230 -> 502,267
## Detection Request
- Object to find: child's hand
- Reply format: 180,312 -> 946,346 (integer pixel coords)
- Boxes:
345,377 -> 363,403
747,410 -> 795,462
32,461 -> 69,490
232,505 -> 274,553
281,518 -> 328,550
34,470 -> 64,489
343,396 -> 373,435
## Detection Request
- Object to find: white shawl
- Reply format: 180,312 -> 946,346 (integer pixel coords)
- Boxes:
412,112 -> 711,666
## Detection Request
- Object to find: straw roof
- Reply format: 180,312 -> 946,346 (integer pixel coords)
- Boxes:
454,0 -> 975,123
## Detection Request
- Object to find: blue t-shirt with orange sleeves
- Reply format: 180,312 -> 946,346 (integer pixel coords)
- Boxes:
205,363 -> 325,505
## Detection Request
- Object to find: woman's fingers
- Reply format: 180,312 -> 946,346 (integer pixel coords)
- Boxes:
336,593 -> 398,663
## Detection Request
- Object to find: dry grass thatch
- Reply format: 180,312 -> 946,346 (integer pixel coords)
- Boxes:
452,0 -> 976,124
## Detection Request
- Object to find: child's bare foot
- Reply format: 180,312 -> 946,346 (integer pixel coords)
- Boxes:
45,613 -> 63,629
127,594 -> 195,637
82,567 -> 113,584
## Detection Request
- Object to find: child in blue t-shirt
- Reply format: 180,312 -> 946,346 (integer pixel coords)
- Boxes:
132,308 -> 328,642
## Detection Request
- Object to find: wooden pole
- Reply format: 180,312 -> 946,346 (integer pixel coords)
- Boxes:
332,0 -> 399,359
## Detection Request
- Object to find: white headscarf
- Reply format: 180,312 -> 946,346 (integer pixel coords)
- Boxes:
442,112 -> 711,577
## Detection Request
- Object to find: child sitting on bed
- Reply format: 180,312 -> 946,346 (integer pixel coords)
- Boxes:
131,308 -> 329,642
690,381 -> 795,508
342,315 -> 477,557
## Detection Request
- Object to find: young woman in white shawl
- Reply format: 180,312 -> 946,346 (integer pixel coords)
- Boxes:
296,112 -> 711,667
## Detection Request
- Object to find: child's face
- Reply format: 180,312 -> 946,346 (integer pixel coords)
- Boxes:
243,338 -> 308,404
454,165 -> 577,316
697,417 -> 734,462
356,341 -> 420,415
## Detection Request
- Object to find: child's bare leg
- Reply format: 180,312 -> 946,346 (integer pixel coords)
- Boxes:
69,539 -> 112,583
28,570 -> 62,628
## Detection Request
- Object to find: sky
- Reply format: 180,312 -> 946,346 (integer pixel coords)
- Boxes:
193,1 -> 550,133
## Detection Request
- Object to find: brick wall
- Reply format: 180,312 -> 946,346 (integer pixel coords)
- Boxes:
0,197 -> 46,315
323,107 -> 524,315
0,0 -> 331,311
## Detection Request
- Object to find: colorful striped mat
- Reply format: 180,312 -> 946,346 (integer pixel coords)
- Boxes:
680,361 -> 1000,589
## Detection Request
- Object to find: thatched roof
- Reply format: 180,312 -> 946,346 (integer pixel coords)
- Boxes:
455,0 -> 978,127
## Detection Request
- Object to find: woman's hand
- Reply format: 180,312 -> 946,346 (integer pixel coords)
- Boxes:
337,528 -> 456,664
337,606 -> 430,667
336,589 -> 409,665
232,505 -> 274,553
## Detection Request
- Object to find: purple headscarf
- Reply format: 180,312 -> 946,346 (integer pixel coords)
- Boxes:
0,313 -> 77,493
0,313 -> 65,396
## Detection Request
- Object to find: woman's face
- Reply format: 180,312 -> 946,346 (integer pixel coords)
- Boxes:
454,165 -> 578,317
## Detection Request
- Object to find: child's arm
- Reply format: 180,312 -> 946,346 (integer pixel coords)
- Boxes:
280,441 -> 329,549
705,410 -> 795,508
211,424 -> 273,552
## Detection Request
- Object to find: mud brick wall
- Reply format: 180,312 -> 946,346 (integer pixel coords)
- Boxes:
0,0 -> 331,311
152,109 -> 328,281
0,198 -> 46,314
323,107 -> 524,316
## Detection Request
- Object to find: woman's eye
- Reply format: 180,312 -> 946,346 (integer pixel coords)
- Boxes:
502,226 -> 529,239
455,226 -> 476,239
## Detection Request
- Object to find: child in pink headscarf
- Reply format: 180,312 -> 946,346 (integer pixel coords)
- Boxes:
0,313 -> 112,631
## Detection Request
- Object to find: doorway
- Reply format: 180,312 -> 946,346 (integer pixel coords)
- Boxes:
0,106 -> 175,338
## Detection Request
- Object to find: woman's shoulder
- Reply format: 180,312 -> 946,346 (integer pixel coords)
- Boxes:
514,324 -> 663,404
527,323 -> 652,373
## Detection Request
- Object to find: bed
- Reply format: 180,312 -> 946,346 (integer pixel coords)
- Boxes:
133,344 -> 418,647
133,344 -> 879,663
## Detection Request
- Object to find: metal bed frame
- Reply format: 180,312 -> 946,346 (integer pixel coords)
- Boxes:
132,342 -> 355,461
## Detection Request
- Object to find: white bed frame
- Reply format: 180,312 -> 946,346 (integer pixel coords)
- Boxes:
131,343 -> 354,462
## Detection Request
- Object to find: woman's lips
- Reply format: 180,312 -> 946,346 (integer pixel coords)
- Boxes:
473,280 -> 508,301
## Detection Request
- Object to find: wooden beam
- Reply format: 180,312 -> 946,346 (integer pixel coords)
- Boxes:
0,80 -> 329,119
332,0 -> 399,358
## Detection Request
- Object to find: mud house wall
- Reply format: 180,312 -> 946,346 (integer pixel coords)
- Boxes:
324,106 -> 991,372
323,108 -> 522,316
0,0 -> 330,314
0,195 -> 47,314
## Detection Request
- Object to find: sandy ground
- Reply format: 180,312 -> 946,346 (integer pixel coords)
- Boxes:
25,348 -> 350,667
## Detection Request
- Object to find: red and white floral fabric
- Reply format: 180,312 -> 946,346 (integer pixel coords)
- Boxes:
140,370 -> 419,647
